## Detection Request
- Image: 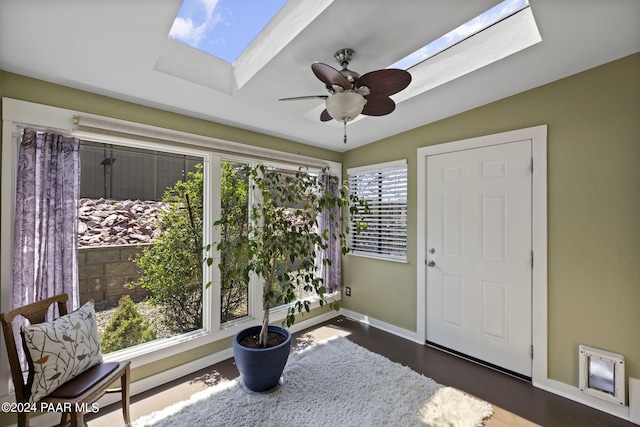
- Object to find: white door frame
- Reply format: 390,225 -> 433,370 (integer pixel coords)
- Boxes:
416,125 -> 547,386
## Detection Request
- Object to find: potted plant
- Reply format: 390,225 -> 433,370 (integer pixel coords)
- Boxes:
209,164 -> 366,391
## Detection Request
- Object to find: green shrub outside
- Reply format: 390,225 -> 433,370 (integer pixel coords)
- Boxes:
100,295 -> 156,353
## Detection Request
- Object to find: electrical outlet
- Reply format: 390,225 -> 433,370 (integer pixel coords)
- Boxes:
345,286 -> 351,297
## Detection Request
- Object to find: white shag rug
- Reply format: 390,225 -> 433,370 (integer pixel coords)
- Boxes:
132,337 -> 493,427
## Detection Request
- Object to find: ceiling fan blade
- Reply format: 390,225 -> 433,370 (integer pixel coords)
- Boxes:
312,62 -> 351,90
320,109 -> 333,122
279,95 -> 328,101
361,97 -> 396,116
356,69 -> 411,97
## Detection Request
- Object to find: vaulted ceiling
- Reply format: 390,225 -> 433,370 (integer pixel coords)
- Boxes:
1,1 -> 639,152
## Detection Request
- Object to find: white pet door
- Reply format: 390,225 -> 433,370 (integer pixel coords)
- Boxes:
579,345 -> 625,406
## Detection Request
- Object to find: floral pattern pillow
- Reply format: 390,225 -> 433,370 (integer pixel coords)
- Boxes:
21,301 -> 103,403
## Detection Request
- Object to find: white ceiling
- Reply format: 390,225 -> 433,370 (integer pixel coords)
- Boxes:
1,0 -> 639,152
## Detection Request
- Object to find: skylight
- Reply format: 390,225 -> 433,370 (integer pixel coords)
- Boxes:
391,0 -> 530,70
169,0 -> 287,63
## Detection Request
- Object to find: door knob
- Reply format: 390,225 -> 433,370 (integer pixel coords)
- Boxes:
428,247 -> 435,254
427,260 -> 436,267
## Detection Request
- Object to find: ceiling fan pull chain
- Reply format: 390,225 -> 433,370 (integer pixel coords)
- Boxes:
343,121 -> 347,144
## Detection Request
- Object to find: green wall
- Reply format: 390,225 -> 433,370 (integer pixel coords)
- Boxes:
341,52 -> 640,387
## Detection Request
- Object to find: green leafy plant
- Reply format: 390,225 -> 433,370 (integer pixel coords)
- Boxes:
131,166 -> 204,333
210,165 -> 367,348
101,295 -> 156,353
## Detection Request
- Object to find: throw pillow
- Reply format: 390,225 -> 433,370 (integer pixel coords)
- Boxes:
21,300 -> 103,403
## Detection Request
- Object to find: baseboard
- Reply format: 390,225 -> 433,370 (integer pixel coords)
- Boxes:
533,377 -> 631,422
338,308 -> 422,344
630,377 -> 640,424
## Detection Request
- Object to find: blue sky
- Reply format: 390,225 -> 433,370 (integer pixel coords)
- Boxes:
169,0 -> 528,68
391,0 -> 529,69
169,0 -> 286,63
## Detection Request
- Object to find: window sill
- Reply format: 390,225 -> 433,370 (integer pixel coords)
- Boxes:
102,292 -> 342,369
347,252 -> 408,263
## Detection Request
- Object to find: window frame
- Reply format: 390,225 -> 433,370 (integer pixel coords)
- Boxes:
347,159 -> 408,262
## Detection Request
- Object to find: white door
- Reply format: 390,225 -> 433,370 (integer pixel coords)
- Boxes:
426,140 -> 532,377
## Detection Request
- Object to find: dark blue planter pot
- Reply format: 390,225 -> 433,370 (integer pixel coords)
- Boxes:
233,325 -> 292,392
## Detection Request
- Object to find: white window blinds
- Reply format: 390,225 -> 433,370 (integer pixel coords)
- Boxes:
348,160 -> 407,261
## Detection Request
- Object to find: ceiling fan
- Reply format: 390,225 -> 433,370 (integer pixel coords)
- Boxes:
279,48 -> 412,143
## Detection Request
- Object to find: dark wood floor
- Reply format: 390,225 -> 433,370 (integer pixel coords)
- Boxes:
88,316 -> 634,427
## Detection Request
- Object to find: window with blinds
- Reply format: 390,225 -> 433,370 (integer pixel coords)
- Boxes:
348,160 -> 407,261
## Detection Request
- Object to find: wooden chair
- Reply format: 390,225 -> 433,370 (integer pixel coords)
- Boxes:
1,293 -> 131,427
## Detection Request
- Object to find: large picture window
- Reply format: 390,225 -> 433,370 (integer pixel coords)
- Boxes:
78,141 -> 205,354
347,160 -> 408,261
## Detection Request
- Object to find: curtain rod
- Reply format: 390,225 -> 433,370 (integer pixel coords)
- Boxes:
72,115 -> 330,170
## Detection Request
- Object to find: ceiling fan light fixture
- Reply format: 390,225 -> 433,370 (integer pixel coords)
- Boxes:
325,91 -> 367,122
282,48 -> 411,143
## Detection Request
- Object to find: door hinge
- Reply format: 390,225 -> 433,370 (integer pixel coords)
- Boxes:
530,251 -> 534,268
530,345 -> 534,359
530,157 -> 534,172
